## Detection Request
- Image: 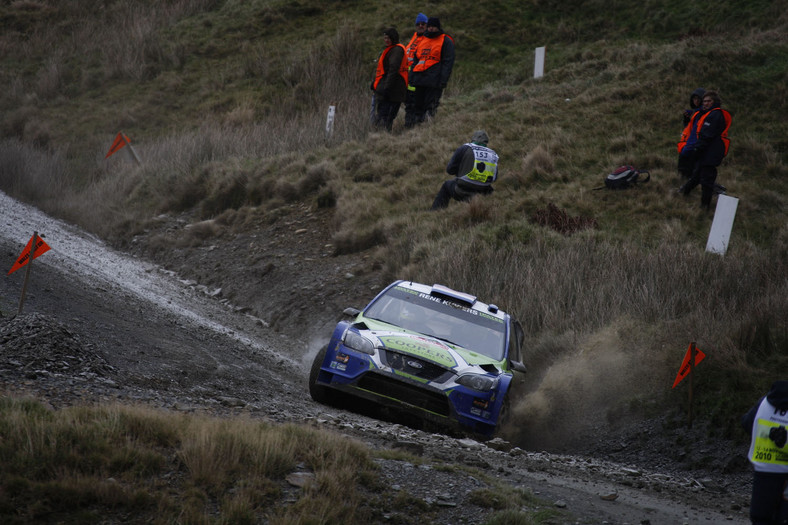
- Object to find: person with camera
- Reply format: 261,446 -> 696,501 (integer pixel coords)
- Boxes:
677,87 -> 705,179
431,130 -> 498,210
682,87 -> 706,126
742,380 -> 788,524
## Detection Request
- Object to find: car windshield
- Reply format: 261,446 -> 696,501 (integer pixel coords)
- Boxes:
363,285 -> 506,360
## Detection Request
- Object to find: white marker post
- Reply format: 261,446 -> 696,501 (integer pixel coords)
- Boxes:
124,135 -> 142,166
534,46 -> 545,79
325,105 -> 336,140
706,195 -> 739,255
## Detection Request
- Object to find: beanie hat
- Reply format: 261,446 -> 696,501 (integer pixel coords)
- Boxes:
415,13 -> 428,25
383,27 -> 399,44
471,130 -> 489,145
427,17 -> 441,29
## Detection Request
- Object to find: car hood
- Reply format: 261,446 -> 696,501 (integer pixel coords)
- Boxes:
359,326 -> 502,371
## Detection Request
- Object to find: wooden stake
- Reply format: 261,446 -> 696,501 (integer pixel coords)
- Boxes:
17,231 -> 37,315
688,341 -> 696,428
122,133 -> 142,166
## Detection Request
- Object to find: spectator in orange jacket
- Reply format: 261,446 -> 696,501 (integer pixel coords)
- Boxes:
405,17 -> 454,128
678,90 -> 732,209
403,13 -> 428,125
370,28 -> 408,131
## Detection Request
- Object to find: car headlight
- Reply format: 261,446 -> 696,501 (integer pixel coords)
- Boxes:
457,374 -> 499,392
343,330 -> 375,355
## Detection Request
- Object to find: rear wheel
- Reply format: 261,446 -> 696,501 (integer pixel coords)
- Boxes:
309,345 -> 336,405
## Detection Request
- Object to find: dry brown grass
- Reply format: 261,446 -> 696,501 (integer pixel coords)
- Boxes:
0,398 -> 377,523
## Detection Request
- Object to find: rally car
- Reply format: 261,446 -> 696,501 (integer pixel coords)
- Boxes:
309,280 -> 527,437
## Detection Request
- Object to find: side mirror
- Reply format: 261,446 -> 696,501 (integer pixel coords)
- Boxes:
509,360 -> 527,374
509,319 -> 526,374
513,320 -> 524,354
343,307 -> 361,318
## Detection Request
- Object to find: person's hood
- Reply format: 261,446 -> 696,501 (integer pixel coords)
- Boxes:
690,87 -> 705,109
767,380 -> 788,409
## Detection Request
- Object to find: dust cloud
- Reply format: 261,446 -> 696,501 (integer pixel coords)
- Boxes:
301,335 -> 328,370
503,320 -> 668,452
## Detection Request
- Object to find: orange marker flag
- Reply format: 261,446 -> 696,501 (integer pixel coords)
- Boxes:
105,132 -> 131,159
672,343 -> 706,388
8,234 -> 51,275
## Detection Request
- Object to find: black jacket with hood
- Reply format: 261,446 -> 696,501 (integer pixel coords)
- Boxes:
742,380 -> 788,433
693,101 -> 729,168
375,43 -> 407,103
683,87 -> 705,126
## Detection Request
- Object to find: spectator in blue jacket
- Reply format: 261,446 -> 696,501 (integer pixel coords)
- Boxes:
677,87 -> 705,179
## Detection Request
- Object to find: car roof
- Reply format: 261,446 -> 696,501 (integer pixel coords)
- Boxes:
388,280 -> 507,321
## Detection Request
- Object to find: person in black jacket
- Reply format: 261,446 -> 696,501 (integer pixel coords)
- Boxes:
405,17 -> 455,128
371,28 -> 408,131
683,87 -> 705,126
741,380 -> 788,525
678,90 -> 732,209
431,130 -> 498,210
677,87 -> 705,179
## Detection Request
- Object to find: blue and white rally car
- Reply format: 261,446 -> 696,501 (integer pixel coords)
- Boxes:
309,280 -> 527,437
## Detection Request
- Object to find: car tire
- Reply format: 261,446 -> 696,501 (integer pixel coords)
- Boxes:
496,393 -> 512,431
309,345 -> 336,405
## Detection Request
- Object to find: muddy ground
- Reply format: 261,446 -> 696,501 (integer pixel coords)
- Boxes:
0,191 -> 753,524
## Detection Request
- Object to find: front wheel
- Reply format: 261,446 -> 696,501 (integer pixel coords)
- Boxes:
495,394 -> 512,435
309,345 -> 337,406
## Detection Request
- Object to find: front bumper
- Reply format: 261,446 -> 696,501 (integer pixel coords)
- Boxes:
315,343 -> 506,436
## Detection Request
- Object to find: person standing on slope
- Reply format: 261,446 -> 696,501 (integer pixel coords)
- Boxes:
406,17 -> 454,128
678,90 -> 732,209
677,87 -> 705,180
403,13 -> 428,126
371,27 -> 408,131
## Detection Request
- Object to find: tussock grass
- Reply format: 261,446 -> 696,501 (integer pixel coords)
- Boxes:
0,398 -> 378,523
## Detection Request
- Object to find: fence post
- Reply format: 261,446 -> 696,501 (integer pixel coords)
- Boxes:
687,342 -> 696,428
17,231 -> 37,315
122,133 -> 142,165
326,105 -> 336,140
534,46 -> 545,79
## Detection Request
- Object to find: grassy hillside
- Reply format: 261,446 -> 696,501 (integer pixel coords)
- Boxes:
2,0 -> 787,447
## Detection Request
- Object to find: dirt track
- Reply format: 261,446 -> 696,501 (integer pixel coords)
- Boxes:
0,190 -> 753,524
